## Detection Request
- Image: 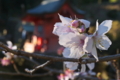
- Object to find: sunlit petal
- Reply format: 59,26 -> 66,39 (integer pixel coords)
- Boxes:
96,35 -> 112,50
69,46 -> 85,59
93,20 -> 99,36
97,20 -> 112,36
12,45 -> 17,50
59,33 -> 80,47
83,35 -> 93,53
53,22 -> 73,36
87,63 -> 95,70
58,14 -> 72,25
81,64 -> 86,72
7,41 -> 13,48
91,45 -> 99,61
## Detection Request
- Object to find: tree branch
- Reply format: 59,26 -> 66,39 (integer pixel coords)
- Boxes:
0,42 -> 120,64
17,56 -> 63,74
25,60 -> 52,73
0,71 -> 51,77
75,75 -> 99,80
13,62 -> 20,73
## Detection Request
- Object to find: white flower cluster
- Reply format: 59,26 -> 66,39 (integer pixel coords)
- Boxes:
53,14 -> 112,72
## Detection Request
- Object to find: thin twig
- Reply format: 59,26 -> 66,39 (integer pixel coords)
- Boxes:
116,49 -> 120,80
112,49 -> 120,80
25,61 -> 52,73
18,56 -> 63,74
13,62 -> 20,73
111,61 -> 119,80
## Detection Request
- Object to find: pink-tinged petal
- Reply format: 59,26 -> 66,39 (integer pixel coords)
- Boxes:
83,35 -> 93,53
79,19 -> 90,28
62,48 -> 70,58
1,57 -> 11,66
58,14 -> 72,25
96,35 -> 112,50
86,63 -> 95,70
78,26 -> 86,33
53,23 -> 73,36
71,20 -> 79,28
97,20 -> 112,36
91,45 -> 99,62
81,64 -> 86,72
59,33 -> 80,47
57,74 -> 65,80
69,46 -> 85,59
65,62 -> 78,70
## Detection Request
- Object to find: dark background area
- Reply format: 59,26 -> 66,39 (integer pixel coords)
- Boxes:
0,0 -> 120,80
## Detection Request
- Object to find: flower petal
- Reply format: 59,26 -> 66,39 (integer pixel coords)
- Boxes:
81,64 -> 86,72
65,62 -> 78,70
88,70 -> 96,76
86,63 -> 95,70
83,35 -> 93,53
91,45 -> 99,61
93,20 -> 99,36
59,33 -> 80,47
69,46 -> 85,59
97,20 -> 112,36
53,22 -> 73,36
96,35 -> 112,50
79,19 -> 90,28
62,48 -> 70,58
7,41 -> 13,48
58,14 -> 72,25
12,45 -> 17,50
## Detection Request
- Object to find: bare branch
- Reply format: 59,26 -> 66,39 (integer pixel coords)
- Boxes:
0,42 -> 120,64
18,56 -> 63,74
25,61 -> 52,73
75,75 -> 99,80
0,71 -> 51,77
13,62 -> 20,73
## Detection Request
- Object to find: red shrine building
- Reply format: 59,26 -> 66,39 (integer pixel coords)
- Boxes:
22,0 -> 85,52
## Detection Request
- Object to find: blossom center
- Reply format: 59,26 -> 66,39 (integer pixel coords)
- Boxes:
80,39 -> 84,46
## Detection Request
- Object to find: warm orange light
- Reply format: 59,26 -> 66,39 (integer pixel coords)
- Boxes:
37,37 -> 42,45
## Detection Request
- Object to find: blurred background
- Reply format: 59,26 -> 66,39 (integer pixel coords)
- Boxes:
0,0 -> 120,80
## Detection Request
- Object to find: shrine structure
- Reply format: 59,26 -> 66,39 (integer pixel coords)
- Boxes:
22,0 -> 85,52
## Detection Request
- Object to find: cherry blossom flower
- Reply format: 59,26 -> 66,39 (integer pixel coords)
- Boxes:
1,57 -> 11,66
1,41 -> 17,66
53,14 -> 90,71
53,14 -> 90,36
83,20 -> 112,61
2,41 -> 17,59
57,69 -> 96,80
57,69 -> 74,80
57,73 -> 69,80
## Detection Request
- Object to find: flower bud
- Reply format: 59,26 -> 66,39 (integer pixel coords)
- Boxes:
71,20 -> 79,28
1,57 -> 11,66
78,26 -> 86,33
